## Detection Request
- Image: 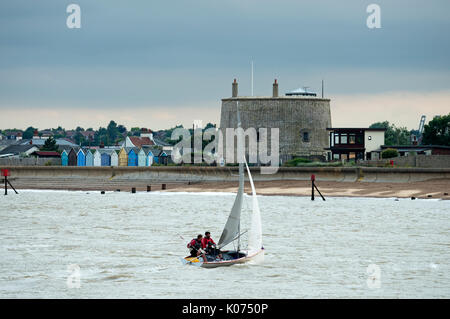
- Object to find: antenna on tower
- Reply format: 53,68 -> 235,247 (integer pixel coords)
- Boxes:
321,79 -> 324,98
251,60 -> 254,96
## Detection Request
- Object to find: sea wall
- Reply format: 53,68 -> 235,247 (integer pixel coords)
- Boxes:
0,158 -> 61,166
1,166 -> 449,185
362,155 -> 450,168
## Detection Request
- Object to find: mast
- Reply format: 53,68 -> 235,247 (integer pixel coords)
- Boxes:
236,101 -> 243,254
217,101 -> 244,251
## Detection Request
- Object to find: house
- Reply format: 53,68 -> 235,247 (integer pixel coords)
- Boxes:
68,148 -> 78,166
61,150 -> 69,166
80,130 -> 96,139
93,150 -> 101,166
38,130 -> 54,140
325,128 -> 386,161
65,130 -> 76,139
0,144 -> 39,158
85,150 -> 94,166
19,138 -> 78,151
123,136 -> 155,148
4,131 -> 23,140
77,149 -> 86,166
153,137 -> 173,151
111,150 -> 119,166
118,148 -> 128,166
30,151 -> 61,158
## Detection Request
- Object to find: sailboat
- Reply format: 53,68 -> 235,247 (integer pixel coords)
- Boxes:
182,102 -> 264,268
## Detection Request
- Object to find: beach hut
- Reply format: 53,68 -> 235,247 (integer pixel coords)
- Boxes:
138,148 -> 147,167
68,148 -> 77,166
77,149 -> 86,167
127,148 -> 138,166
111,150 -> 119,167
93,150 -> 101,166
146,150 -> 154,166
101,151 -> 111,166
157,150 -> 169,165
118,148 -> 128,166
61,150 -> 69,166
145,148 -> 158,166
85,150 -> 94,166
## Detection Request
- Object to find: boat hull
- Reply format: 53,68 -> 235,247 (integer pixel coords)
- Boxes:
183,249 -> 264,268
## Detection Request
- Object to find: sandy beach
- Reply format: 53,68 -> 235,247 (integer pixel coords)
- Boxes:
165,179 -> 450,199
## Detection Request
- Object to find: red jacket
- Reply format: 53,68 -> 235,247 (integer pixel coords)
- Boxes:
201,237 -> 216,249
188,239 -> 201,249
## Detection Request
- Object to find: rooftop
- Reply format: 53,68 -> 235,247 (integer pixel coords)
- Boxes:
327,127 -> 387,131
129,136 -> 155,147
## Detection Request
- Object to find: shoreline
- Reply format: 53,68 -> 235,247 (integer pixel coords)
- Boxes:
10,179 -> 450,200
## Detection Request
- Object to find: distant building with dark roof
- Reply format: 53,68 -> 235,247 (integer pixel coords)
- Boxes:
30,151 -> 61,158
0,144 -> 39,158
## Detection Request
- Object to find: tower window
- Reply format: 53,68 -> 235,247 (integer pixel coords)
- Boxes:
302,131 -> 310,142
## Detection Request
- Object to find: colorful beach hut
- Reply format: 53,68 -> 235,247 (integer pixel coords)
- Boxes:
61,150 -> 69,166
85,150 -> 94,167
118,148 -> 128,166
111,150 -> 119,166
68,148 -> 77,166
146,148 -> 158,166
101,151 -> 111,166
155,150 -> 169,165
93,150 -> 101,166
127,148 -> 138,166
138,148 -> 147,167
77,149 -> 86,167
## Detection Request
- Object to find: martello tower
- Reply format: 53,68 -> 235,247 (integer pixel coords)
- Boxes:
219,79 -> 332,162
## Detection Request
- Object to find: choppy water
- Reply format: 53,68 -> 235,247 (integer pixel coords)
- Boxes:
0,190 -> 449,298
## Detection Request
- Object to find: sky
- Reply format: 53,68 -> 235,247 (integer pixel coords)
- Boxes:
0,0 -> 449,131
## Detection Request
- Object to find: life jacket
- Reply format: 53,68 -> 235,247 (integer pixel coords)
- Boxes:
188,239 -> 201,250
201,237 -> 216,249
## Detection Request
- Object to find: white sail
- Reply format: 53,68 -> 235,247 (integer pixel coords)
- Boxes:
245,161 -> 263,254
218,161 -> 243,249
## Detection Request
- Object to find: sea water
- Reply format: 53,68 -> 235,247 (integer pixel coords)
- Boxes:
0,190 -> 449,298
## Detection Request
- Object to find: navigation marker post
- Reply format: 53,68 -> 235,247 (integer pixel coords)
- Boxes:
310,174 -> 325,201
1,169 -> 18,195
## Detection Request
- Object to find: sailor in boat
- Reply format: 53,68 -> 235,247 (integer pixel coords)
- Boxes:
187,234 -> 206,260
202,231 -> 223,260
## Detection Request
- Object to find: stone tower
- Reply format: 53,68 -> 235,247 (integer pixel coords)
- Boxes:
219,79 -> 332,163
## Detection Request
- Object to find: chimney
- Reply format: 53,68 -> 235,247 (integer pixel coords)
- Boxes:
232,79 -> 238,97
273,79 -> 279,97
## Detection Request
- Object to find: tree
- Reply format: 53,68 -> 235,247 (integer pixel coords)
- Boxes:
422,114 -> 450,146
107,120 -> 118,144
117,125 -> 127,134
41,136 -> 59,152
369,121 -> 410,145
23,126 -> 36,139
381,148 -> 399,159
74,132 -> 85,145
